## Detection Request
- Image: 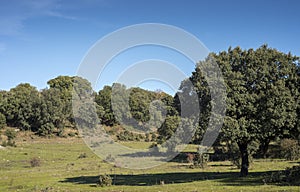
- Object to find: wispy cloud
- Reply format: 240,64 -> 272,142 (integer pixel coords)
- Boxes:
0,0 -> 77,36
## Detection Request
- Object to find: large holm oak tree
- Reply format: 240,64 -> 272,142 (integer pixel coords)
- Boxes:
186,45 -> 299,176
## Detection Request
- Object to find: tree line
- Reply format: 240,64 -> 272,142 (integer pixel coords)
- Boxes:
0,45 -> 299,177
0,76 -> 176,136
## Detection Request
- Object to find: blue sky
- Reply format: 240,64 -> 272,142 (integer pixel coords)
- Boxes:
0,0 -> 299,94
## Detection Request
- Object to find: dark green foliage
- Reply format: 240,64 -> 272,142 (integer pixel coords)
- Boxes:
145,132 -> 151,142
72,76 -> 96,127
117,130 -> 145,141
0,91 -> 6,129
37,88 -> 64,136
2,129 -> 17,147
95,83 -> 175,135
129,87 -> 154,123
0,113 -> 6,129
5,129 -> 16,141
5,83 -> 41,131
192,153 -> 209,169
0,76 -> 94,136
43,76 -> 94,135
157,115 -> 180,143
117,130 -> 132,141
184,45 -> 299,176
95,85 -> 117,126
46,76 -> 81,130
151,132 -> 157,142
0,75 -> 175,138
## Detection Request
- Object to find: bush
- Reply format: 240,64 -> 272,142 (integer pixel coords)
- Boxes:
192,153 -> 209,169
1,140 -> 16,147
117,130 -> 145,141
264,165 -> 300,185
37,123 -> 55,137
98,174 -> 112,187
30,157 -> 41,167
5,129 -> 16,141
280,139 -> 300,161
145,133 -> 150,142
151,132 -> 157,142
78,153 -> 87,159
0,113 -> 6,129
117,131 -> 134,141
2,129 -> 17,147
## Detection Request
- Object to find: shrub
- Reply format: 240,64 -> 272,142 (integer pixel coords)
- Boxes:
98,174 -> 112,187
30,157 -> 41,167
264,165 -> 300,185
192,153 -> 209,169
1,140 -> 16,147
0,113 -> 6,129
151,132 -> 157,142
117,131 -> 133,141
5,129 -> 16,141
280,139 -> 300,161
145,133 -> 150,142
2,129 -> 17,147
78,153 -> 87,159
117,130 -> 145,141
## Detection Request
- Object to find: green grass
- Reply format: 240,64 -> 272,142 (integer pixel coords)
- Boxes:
0,137 -> 299,192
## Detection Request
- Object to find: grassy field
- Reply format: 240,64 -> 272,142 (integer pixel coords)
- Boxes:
0,135 -> 299,192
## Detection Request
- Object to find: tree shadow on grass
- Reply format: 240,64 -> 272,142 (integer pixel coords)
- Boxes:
60,170 -> 293,187
118,151 -> 194,163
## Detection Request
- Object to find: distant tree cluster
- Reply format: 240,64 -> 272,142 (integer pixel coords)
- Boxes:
0,76 -> 176,137
0,76 -> 94,136
94,83 -> 176,131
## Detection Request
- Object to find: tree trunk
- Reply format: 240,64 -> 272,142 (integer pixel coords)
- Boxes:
238,142 -> 249,177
